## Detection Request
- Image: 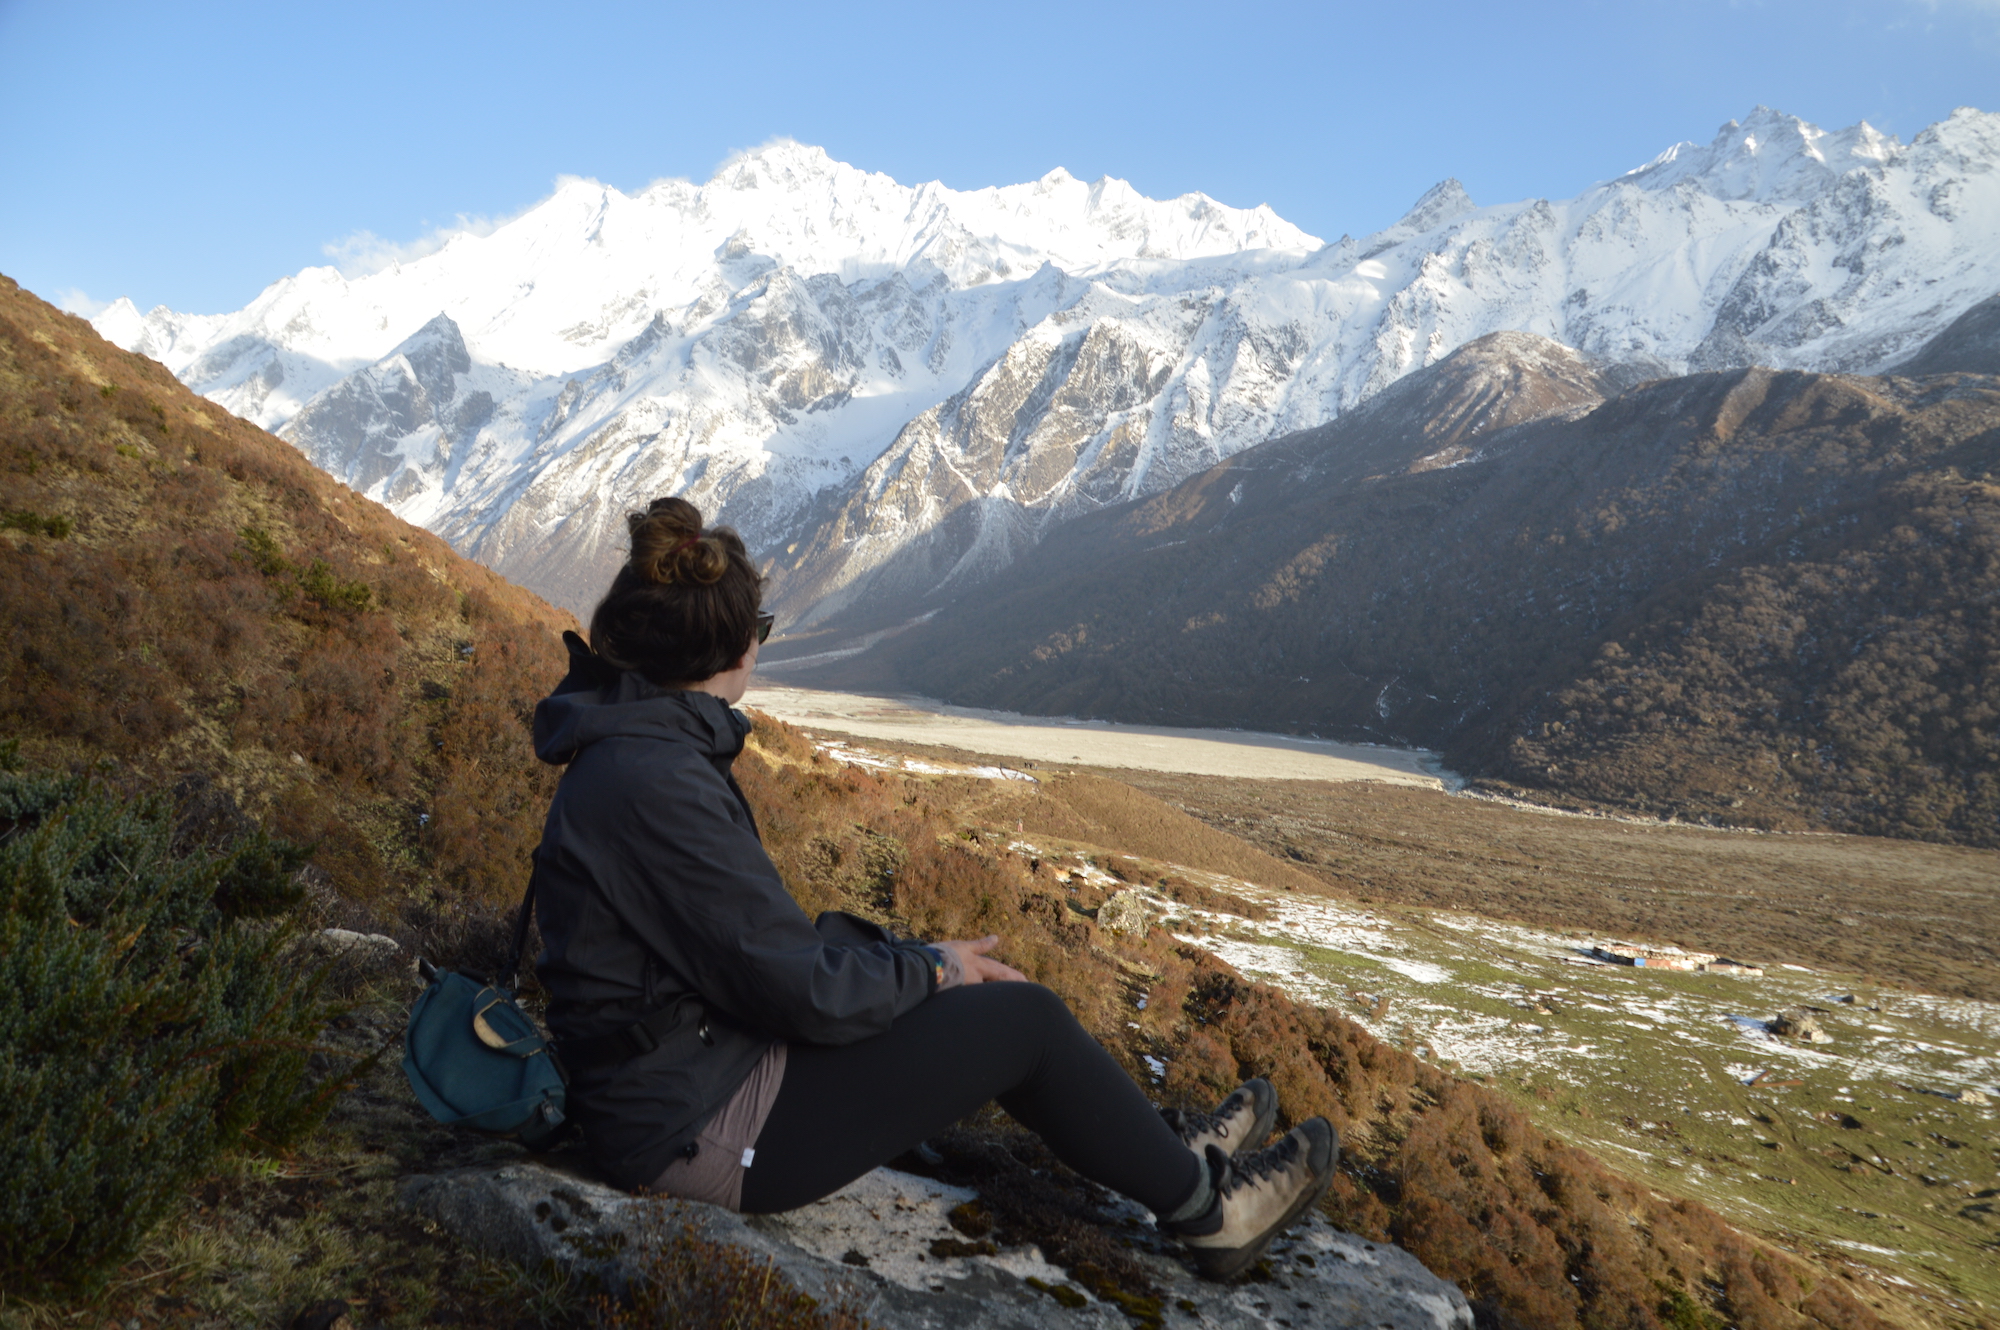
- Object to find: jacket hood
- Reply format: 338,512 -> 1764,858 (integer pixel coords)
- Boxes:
533,631 -> 751,766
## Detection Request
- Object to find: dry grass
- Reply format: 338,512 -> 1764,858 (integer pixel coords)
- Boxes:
0,275 -> 574,914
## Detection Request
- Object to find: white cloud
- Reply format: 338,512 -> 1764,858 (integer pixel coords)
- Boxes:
321,178 -> 628,278
55,288 -> 111,317
321,210 -> 511,277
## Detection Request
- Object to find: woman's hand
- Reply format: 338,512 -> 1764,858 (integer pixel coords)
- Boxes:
937,935 -> 1027,986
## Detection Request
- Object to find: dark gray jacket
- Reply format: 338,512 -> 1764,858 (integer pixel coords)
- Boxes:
530,634 -> 937,1189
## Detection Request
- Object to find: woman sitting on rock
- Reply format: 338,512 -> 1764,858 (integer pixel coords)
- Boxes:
528,496 -> 1337,1279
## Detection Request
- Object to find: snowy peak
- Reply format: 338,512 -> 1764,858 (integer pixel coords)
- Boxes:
1627,105 -> 1900,201
97,139 -> 1316,420
1356,178 -> 1478,258
1396,179 -> 1477,234
277,310 -> 512,505
713,139 -> 843,191
394,313 -> 472,409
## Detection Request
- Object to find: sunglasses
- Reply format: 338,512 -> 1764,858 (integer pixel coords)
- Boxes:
755,611 -> 775,645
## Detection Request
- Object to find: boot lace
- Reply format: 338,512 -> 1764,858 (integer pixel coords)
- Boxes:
1162,1105 -> 1231,1146
1219,1130 -> 1301,1195
1162,1089 -> 1250,1146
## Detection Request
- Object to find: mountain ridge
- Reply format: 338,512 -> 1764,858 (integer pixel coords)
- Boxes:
90,108 -> 2000,621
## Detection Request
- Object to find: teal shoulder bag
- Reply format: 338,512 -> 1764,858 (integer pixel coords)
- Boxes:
401,872 -> 569,1150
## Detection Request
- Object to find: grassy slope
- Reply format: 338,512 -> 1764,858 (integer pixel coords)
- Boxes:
1112,772 -> 2000,1005
0,275 -> 573,920
773,730 -> 2000,1316
1101,770 -> 2000,1318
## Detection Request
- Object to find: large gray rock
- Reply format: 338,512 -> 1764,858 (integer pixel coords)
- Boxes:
398,1158 -> 1472,1329
1768,1008 -> 1833,1044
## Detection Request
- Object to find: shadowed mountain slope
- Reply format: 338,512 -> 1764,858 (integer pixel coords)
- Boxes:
826,332 -> 2000,845
0,274 -> 574,908
1893,289 -> 2000,377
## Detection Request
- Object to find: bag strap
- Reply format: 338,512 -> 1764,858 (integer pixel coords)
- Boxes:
558,994 -> 708,1071
504,862 -> 539,993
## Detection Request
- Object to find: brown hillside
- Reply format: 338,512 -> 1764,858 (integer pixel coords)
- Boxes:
0,274 -> 574,909
837,344 -> 2000,845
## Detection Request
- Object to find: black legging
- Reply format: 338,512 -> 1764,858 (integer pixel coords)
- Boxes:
740,982 -> 1202,1216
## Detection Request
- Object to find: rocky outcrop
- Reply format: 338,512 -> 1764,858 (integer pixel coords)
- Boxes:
1768,1009 -> 1833,1044
398,1158 -> 1473,1329
279,314 -> 516,503
1095,891 -> 1153,938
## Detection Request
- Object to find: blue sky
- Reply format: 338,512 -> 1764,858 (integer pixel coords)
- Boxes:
2,0 -> 1995,317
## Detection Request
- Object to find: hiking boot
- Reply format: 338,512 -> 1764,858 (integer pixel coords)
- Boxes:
1162,1077 -> 1277,1160
1166,1117 -> 1338,1281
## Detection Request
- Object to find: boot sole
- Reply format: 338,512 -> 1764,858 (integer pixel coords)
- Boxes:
1187,1121 -> 1339,1282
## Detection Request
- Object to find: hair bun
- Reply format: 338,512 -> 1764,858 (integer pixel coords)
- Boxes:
593,495 -> 765,685
628,497 -> 729,586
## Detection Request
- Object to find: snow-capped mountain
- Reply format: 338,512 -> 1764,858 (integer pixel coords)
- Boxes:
93,108 -> 2000,619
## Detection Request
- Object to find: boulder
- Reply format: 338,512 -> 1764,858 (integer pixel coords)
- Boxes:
315,928 -> 400,961
398,1157 -> 1473,1329
1096,891 -> 1152,937
1767,1009 -> 1832,1044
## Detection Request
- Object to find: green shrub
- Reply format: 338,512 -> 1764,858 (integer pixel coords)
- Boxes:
238,524 -> 291,575
0,769 -> 343,1296
2,508 -> 72,539
298,559 -> 372,612
237,529 -> 371,612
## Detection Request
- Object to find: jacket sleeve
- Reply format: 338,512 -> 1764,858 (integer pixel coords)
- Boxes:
592,754 -> 936,1045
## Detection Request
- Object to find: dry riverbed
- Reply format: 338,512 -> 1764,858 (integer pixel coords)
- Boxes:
743,685 -> 1452,788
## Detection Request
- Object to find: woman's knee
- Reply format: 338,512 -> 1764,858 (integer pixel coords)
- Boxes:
1014,981 -> 1073,1023
943,980 -> 1077,1034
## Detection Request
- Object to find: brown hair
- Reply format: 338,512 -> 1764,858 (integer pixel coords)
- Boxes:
589,497 -> 765,687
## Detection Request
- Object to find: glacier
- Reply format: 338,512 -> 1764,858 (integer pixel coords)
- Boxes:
91,108 -> 2000,620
